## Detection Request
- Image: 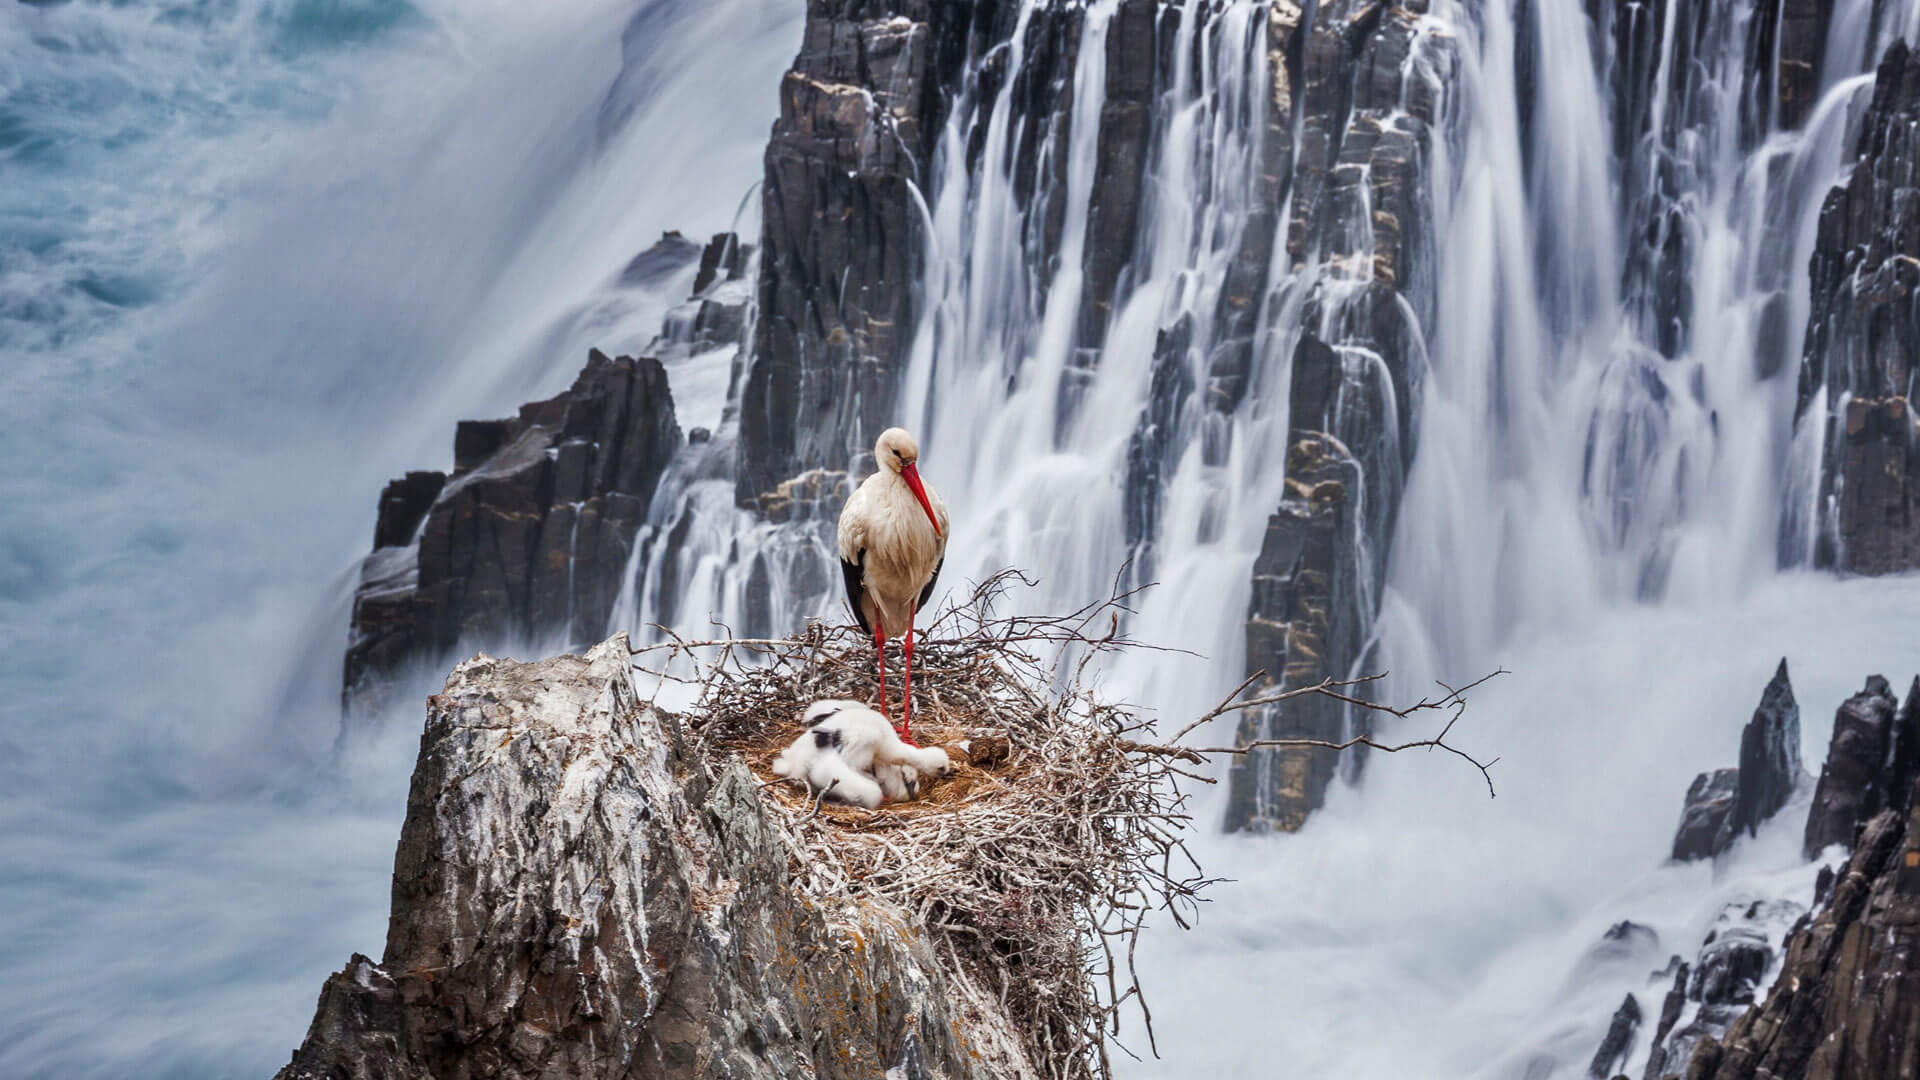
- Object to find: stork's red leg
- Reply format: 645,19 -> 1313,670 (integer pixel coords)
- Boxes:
899,607 -> 918,746
873,614 -> 889,721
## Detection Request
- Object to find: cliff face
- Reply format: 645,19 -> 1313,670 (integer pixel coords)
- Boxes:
344,350 -> 681,707
283,636 -> 1016,1080
1624,672 -> 1920,1080
736,0 -> 979,507
1690,794 -> 1920,1080
1225,0 -> 1446,831
1798,40 -> 1920,574
343,233 -> 753,707
338,2 -> 1908,840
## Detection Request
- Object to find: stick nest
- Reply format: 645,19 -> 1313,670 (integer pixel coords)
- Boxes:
631,570 -> 1211,1080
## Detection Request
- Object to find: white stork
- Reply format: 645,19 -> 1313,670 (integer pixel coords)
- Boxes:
838,427 -> 948,743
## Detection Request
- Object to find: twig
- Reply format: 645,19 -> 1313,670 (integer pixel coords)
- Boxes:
621,567 -> 1500,1080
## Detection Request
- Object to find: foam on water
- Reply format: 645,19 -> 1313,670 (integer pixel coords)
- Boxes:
6,0 -> 1917,1076
0,1 -> 799,1075
1130,571 -> 1920,1077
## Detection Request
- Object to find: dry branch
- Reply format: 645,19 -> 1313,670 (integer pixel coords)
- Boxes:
1175,667 -> 1507,798
625,566 -> 1500,1078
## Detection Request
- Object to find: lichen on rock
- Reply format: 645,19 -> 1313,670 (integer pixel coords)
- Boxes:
278,636 -> 1026,1080
285,572 -> 1206,1080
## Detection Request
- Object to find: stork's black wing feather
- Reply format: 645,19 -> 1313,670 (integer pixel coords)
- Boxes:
842,550 -> 871,634
917,557 -> 943,613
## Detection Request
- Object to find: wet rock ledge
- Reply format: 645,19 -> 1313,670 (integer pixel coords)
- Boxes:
277,636 -> 1020,1080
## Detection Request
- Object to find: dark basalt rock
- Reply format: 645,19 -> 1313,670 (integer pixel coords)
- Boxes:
1672,768 -> 1741,862
1574,921 -> 1662,991
1639,902 -> 1796,1080
1080,0 -> 1157,347
371,471 -> 446,550
1691,927 -> 1773,1008
1225,432 -> 1365,833
280,638 -> 1014,1080
1763,0 -> 1838,132
1122,315 -> 1196,554
618,230 -> 702,287
1733,659 -> 1801,837
1644,961 -> 1689,1078
1589,993 -> 1643,1079
1589,0 -> 1838,362
736,0 -> 974,508
343,351 -> 681,708
1196,0 -> 1305,415
1669,660 -> 1805,862
735,0 -> 1107,508
343,228 -> 761,710
691,231 -> 747,296
1216,1 -> 1444,832
1604,919 -> 1660,952
1689,799 -> 1920,1080
1803,673 -> 1920,858
1796,41 -> 1920,573
1650,670 -> 1920,1080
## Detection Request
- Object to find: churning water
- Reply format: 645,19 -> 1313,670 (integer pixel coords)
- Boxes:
1,0 -> 799,1074
4,0 -> 1916,1077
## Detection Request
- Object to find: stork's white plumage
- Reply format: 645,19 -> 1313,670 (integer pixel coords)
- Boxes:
771,699 -> 953,809
838,427 -> 948,743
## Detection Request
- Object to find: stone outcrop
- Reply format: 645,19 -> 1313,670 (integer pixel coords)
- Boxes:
1689,788 -> 1920,1079
1672,768 -> 1743,862
1734,660 -> 1803,839
281,637 -> 1017,1080
736,0 -> 974,506
1638,899 -> 1803,1080
1669,661 -> 1805,861
1590,993 -> 1643,1079
1797,40 -> 1920,573
1225,432 -> 1364,833
1629,668 -> 1920,1080
344,233 -> 754,707
343,351 -> 681,705
1803,674 -> 1920,858
1216,0 -> 1447,832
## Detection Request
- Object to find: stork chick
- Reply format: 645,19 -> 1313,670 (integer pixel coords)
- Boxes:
771,699 -> 953,809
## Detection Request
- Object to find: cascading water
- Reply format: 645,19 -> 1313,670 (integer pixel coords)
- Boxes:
8,0 -> 1920,1075
1133,1 -> 1920,1076
0,1 -> 800,1076
631,0 -> 1439,729
622,0 -> 1920,1075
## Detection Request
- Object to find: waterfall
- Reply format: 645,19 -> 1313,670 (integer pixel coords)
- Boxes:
8,0 -> 1920,1075
609,0 -> 1919,1074
0,1 -> 804,1075
1383,0 -> 1900,686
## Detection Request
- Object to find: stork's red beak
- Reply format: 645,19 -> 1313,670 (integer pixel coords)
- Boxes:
901,462 -> 941,537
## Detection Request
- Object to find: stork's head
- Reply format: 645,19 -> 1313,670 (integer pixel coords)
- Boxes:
874,427 -> 920,473
874,427 -> 942,537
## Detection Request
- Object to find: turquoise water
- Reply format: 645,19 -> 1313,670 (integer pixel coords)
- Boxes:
0,1 -> 799,1074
